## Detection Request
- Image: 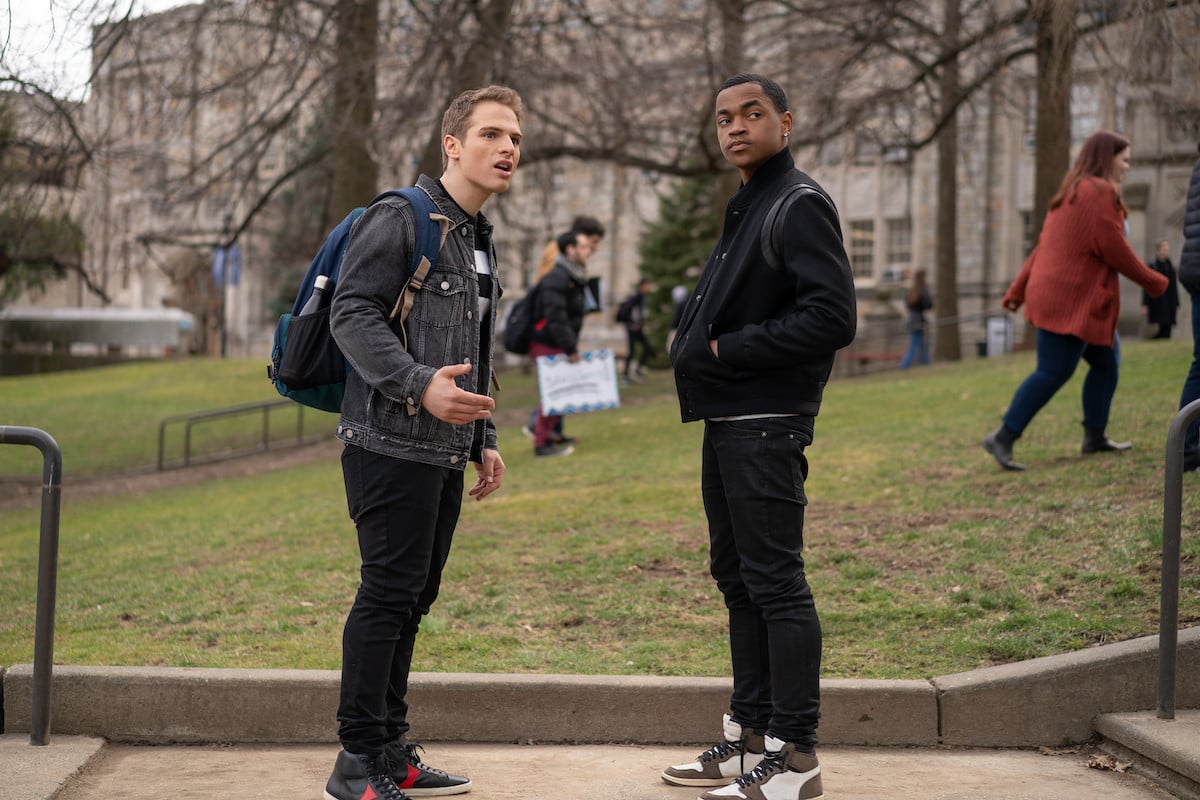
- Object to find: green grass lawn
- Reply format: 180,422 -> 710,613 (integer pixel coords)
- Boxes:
1,340 -> 1197,679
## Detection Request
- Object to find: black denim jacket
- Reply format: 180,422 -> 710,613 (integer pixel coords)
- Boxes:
330,175 -> 501,469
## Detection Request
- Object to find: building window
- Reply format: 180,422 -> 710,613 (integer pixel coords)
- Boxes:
1021,212 -> 1035,257
885,218 -> 912,267
1071,83 -> 1100,145
849,220 -> 875,279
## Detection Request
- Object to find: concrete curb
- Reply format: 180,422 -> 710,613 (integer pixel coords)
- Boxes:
934,626 -> 1200,746
1095,709 -> 1200,790
3,627 -> 1197,747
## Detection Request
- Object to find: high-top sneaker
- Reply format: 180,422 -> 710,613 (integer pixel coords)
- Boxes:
699,736 -> 823,800
661,713 -> 767,787
383,741 -> 472,796
324,750 -> 409,800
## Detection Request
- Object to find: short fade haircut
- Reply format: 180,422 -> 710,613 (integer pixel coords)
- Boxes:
441,85 -> 524,168
557,230 -> 581,254
570,215 -> 606,238
717,73 -> 788,114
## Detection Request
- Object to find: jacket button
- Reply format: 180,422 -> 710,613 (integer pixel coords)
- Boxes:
464,357 -> 472,366
441,280 -> 451,290
467,310 -> 473,320
461,228 -> 469,236
406,396 -> 416,406
449,455 -> 459,464
344,429 -> 354,439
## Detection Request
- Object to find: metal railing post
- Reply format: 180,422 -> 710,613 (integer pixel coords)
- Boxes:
156,400 -> 328,471
1158,398 -> 1200,720
0,425 -> 63,746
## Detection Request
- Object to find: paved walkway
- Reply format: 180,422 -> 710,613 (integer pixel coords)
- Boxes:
5,735 -> 1181,800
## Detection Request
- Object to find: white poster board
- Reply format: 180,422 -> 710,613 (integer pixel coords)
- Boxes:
535,349 -> 621,416
986,315 -> 1014,357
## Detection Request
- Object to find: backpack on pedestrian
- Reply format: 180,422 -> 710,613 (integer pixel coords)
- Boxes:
502,283 -> 540,355
615,293 -> 638,325
267,187 -> 444,413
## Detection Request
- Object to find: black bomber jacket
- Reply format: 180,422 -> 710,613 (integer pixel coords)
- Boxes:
670,147 -> 857,423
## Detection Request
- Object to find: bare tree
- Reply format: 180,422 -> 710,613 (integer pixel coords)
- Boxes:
330,0 -> 380,220
2,0 -> 1196,330
935,0 -> 962,362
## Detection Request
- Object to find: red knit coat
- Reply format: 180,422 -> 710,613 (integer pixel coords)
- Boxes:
1004,178 -> 1169,346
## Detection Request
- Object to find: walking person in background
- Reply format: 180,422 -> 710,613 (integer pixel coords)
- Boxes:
1142,239 -> 1179,339
1175,142 -> 1200,471
522,216 -> 606,444
324,86 -> 523,800
899,268 -> 933,369
617,276 -> 657,383
529,231 -> 593,458
664,73 -> 856,800
982,130 -> 1169,472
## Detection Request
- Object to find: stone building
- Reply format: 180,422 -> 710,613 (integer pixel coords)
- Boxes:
11,1 -> 1200,363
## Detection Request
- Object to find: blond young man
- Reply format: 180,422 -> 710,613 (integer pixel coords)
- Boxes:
324,86 -> 523,800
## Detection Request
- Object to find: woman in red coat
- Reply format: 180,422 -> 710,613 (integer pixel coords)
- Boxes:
983,130 -> 1169,471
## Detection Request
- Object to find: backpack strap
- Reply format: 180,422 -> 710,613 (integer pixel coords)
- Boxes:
361,187 -> 450,324
761,183 -> 837,271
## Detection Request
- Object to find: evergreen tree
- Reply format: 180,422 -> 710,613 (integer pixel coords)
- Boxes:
0,99 -> 86,308
635,171 -> 723,366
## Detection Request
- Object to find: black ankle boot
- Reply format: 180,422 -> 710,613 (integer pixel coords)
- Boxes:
1081,426 -> 1132,454
983,425 -> 1025,471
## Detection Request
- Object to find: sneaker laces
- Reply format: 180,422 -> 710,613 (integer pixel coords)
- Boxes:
697,738 -> 741,763
734,750 -> 786,788
401,742 -> 451,779
364,758 -> 409,800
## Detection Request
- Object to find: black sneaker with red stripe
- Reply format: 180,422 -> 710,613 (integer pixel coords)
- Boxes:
385,741 -> 472,797
324,750 -> 409,800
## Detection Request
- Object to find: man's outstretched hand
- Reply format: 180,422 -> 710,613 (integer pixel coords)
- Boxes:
421,363 -> 495,424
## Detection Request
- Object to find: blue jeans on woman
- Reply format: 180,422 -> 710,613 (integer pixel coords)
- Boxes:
899,329 -> 929,369
1003,328 -> 1120,436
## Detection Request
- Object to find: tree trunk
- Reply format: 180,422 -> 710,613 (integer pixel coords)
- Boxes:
1022,0 -> 1076,348
934,0 -> 962,362
712,0 -> 750,216
413,0 -> 518,181
330,0 -> 380,220
1031,0 -> 1076,247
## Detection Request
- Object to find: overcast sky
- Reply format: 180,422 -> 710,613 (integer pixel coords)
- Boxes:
3,1 -> 188,99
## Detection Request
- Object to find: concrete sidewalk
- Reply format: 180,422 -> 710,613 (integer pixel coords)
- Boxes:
2,627 -> 1198,799
4,735 -> 1186,800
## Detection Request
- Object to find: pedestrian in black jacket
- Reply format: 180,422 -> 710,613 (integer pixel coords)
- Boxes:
662,73 -> 856,800
528,230 -> 593,457
1142,239 -> 1179,339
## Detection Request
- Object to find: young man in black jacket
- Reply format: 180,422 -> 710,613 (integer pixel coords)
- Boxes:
662,73 -> 856,800
528,231 -> 593,457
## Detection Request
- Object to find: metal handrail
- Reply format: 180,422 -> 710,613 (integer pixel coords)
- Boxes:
0,426 -> 63,746
157,399 -> 326,471
1158,398 -> 1200,719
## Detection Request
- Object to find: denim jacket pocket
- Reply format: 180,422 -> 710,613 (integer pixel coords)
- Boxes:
411,270 -> 470,329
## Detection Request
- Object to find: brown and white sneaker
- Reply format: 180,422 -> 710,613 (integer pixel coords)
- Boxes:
661,713 -> 766,787
698,736 -> 822,800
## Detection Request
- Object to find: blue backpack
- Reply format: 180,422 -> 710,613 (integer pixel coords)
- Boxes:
268,187 -> 444,413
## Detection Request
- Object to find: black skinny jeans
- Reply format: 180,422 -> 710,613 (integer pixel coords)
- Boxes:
625,327 -> 657,374
337,444 -> 463,756
701,416 -> 822,748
